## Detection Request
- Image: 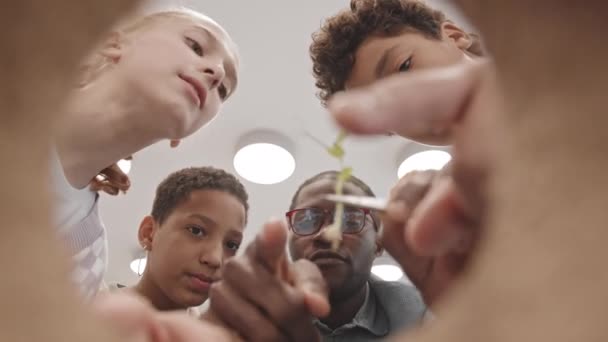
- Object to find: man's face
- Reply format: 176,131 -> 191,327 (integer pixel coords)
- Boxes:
346,25 -> 473,90
287,176 -> 379,301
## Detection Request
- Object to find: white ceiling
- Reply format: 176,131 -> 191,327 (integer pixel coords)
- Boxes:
102,0 -> 470,285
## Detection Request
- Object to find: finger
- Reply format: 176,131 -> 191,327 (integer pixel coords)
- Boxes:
407,177 -> 474,256
209,282 -> 288,342
380,201 -> 434,288
379,171 -> 435,280
222,256 -> 312,340
158,312 -> 241,342
89,179 -> 120,196
92,292 -> 166,341
100,183 -> 120,196
389,170 -> 436,206
290,259 -> 330,318
421,251 -> 470,307
170,139 -> 181,148
247,219 -> 288,273
281,297 -> 323,342
380,201 -> 412,261
89,180 -> 104,193
278,286 -> 323,342
99,164 -> 130,188
328,61 -> 485,145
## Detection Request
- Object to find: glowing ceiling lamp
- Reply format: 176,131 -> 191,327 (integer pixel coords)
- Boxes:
397,150 -> 451,178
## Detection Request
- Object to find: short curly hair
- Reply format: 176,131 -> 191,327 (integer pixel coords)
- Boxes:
290,170 -> 376,210
151,167 -> 249,225
310,0 -> 447,104
289,170 -> 381,231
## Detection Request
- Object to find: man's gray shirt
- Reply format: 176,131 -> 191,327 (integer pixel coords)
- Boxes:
314,276 -> 426,341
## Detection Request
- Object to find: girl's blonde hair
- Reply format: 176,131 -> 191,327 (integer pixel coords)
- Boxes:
78,8 -> 236,87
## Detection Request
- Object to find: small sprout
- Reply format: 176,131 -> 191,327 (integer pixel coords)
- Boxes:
326,131 -> 348,160
327,144 -> 345,160
321,132 -> 352,251
323,203 -> 344,251
303,129 -> 352,251
338,166 -> 353,182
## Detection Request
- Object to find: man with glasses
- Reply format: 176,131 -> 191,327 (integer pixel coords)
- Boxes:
207,171 -> 426,341
287,171 -> 425,340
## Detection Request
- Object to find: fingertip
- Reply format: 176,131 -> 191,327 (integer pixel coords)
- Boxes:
327,92 -> 385,135
260,217 -> 287,246
251,218 -> 289,270
305,292 -> 331,318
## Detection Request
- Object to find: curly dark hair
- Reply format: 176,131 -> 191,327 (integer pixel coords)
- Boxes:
290,170 -> 376,210
151,167 -> 249,225
310,0 -> 447,105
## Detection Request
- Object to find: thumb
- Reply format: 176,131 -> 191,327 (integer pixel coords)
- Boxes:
328,61 -> 485,146
290,259 -> 330,318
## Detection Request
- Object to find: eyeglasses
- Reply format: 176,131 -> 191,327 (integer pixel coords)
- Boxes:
285,207 -> 377,236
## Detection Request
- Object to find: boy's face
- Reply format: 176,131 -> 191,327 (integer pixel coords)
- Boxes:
346,26 -> 472,89
107,15 -> 239,141
146,189 -> 246,308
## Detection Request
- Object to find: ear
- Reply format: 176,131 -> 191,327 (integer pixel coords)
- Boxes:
99,31 -> 124,63
138,215 -> 157,251
374,232 -> 384,257
441,21 -> 473,52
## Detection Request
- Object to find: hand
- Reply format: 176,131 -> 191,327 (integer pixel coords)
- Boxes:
328,62 -> 485,146
207,220 -> 329,342
381,168 -> 476,307
328,61 -> 496,304
94,291 -> 238,342
89,156 -> 132,195
327,61 -> 494,254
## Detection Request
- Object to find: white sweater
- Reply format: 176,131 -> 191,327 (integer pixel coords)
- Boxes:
51,149 -> 107,300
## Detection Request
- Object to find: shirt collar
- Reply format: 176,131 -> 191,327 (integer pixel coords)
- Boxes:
315,282 -> 389,337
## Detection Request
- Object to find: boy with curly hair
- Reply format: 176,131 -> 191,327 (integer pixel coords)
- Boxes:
310,0 -> 482,105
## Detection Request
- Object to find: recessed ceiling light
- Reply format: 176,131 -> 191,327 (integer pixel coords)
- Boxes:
371,264 -> 403,281
117,159 -> 132,174
130,257 -> 146,276
397,150 -> 451,178
234,143 -> 295,185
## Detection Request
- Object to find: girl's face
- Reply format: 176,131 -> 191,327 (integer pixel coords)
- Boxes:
104,14 -> 239,141
142,189 -> 246,308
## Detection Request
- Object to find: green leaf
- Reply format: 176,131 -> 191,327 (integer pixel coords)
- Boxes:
338,167 -> 353,182
326,130 -> 348,160
326,144 -> 345,159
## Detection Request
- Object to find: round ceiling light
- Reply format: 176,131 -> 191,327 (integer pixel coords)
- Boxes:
371,264 -> 404,281
234,143 -> 295,185
130,257 -> 146,276
397,150 -> 451,178
117,158 -> 132,174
